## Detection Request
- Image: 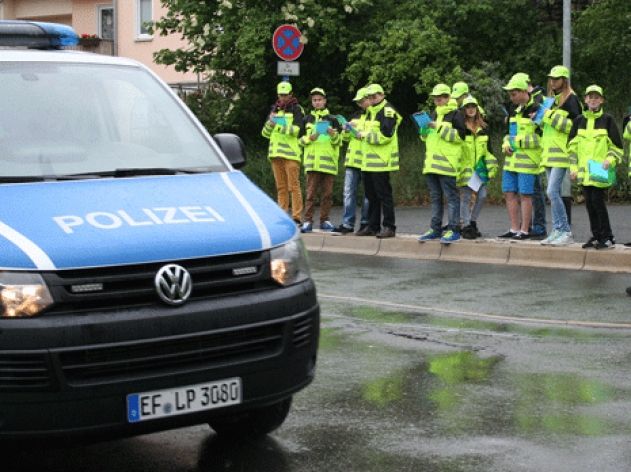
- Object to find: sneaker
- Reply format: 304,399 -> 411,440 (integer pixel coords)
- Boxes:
418,229 -> 441,241
550,231 -> 574,246
582,237 -> 597,249
440,230 -> 461,243
624,242 -> 631,248
333,224 -> 354,234
540,229 -> 561,246
376,227 -> 396,239
300,222 -> 313,233
355,226 -> 377,236
498,230 -> 518,238
319,221 -> 335,231
594,240 -> 614,250
528,232 -> 548,241
470,221 -> 482,237
461,225 -> 477,240
511,232 -> 530,240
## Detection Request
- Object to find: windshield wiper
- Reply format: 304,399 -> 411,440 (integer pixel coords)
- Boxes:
0,176 -> 48,183
0,168 -> 207,183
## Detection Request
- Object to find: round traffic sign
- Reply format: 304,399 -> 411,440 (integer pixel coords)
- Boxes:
272,24 -> 304,61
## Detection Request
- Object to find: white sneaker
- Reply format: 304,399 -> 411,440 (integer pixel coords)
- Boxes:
551,231 -> 574,246
540,229 -> 561,245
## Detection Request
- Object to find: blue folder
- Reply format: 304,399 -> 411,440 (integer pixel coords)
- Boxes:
411,112 -> 432,130
509,122 -> 518,150
336,114 -> 359,137
315,120 -> 330,134
273,116 -> 286,126
532,97 -> 555,125
588,160 -> 616,185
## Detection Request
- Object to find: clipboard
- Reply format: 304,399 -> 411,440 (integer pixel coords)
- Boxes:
532,97 -> 555,125
336,114 -> 359,137
273,116 -> 287,126
411,111 -> 432,130
588,160 -> 616,185
315,120 -> 330,134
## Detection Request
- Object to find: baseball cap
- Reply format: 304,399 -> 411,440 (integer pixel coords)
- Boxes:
451,82 -> 469,99
310,87 -> 326,97
353,87 -> 368,101
430,83 -> 451,96
511,72 -> 531,84
503,77 -> 529,91
585,84 -> 604,97
462,95 -> 479,107
277,81 -> 292,94
365,83 -> 384,95
548,65 -> 570,79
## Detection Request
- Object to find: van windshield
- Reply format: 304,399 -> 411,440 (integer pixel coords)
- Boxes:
0,62 -> 227,179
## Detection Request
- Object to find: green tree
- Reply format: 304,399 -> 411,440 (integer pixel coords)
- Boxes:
573,0 -> 631,117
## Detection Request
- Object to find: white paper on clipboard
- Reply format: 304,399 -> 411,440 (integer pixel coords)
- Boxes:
467,172 -> 483,192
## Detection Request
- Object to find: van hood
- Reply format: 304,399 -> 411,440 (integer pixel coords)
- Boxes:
0,172 -> 297,270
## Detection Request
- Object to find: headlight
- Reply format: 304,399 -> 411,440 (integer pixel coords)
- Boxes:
0,272 -> 54,318
270,237 -> 311,287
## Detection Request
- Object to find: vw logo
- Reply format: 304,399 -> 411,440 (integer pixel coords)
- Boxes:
154,264 -> 192,306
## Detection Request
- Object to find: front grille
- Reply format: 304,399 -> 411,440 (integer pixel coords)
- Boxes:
0,352 -> 53,391
58,322 -> 284,385
42,252 -> 274,313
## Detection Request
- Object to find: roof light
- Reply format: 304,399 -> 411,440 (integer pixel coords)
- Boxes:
0,20 -> 79,49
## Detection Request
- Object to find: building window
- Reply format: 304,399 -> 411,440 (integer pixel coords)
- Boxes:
137,0 -> 153,39
98,6 -> 114,40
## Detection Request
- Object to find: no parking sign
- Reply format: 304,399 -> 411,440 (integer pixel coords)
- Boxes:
272,24 -> 304,61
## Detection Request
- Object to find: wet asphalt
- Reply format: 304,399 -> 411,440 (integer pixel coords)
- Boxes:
6,251 -> 631,472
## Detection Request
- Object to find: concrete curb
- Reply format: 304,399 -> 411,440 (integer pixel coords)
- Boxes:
302,232 -> 631,273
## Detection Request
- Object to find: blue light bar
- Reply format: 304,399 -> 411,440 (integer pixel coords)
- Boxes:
0,20 -> 79,49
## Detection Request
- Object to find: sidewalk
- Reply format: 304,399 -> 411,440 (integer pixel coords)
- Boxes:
302,204 -> 631,273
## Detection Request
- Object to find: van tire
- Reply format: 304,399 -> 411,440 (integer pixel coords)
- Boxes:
209,397 -> 292,438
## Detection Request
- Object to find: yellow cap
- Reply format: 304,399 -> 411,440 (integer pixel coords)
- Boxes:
353,87 -> 368,101
585,84 -> 604,97
277,81 -> 292,94
462,95 -> 479,107
451,82 -> 469,99
548,65 -> 570,79
365,83 -> 384,95
430,83 -> 451,96
310,87 -> 326,97
503,77 -> 528,91
511,72 -> 531,84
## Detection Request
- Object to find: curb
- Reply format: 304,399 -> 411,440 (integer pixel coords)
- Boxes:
302,232 -> 631,273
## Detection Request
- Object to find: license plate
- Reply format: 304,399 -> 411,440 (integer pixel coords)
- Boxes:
126,377 -> 242,423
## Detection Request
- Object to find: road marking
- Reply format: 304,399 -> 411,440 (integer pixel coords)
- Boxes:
319,294 -> 631,330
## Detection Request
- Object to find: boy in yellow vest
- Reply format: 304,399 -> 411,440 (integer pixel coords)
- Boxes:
299,87 -> 341,232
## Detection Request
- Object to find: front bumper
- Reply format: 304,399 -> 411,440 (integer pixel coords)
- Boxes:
0,280 -> 319,439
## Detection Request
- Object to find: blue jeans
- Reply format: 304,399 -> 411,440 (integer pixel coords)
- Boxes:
460,185 -> 488,226
546,167 -> 570,232
341,167 -> 369,228
426,174 -> 460,231
531,174 -> 547,235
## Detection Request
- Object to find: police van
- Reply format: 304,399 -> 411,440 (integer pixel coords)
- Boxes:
0,21 -> 319,440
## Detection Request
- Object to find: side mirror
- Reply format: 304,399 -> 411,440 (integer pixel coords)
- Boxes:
213,133 -> 246,169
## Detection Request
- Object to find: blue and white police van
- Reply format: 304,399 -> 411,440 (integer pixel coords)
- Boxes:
0,21 -> 319,440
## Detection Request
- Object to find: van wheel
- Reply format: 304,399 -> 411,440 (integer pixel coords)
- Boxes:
209,397 -> 292,438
